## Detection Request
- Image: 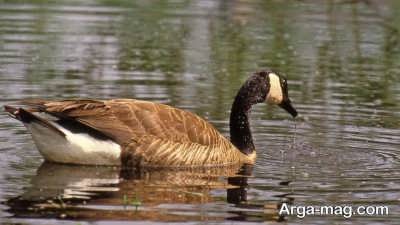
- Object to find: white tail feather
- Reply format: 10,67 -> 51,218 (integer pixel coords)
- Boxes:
26,119 -> 121,166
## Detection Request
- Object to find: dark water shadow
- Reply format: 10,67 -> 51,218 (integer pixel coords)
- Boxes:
4,162 -> 289,222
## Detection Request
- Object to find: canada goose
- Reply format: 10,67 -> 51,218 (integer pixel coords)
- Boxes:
4,70 -> 297,168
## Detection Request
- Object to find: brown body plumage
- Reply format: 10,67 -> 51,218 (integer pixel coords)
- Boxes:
4,70 -> 297,168
45,99 -> 253,167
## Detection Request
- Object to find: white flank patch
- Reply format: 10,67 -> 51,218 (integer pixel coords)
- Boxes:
26,121 -> 121,166
266,73 -> 283,104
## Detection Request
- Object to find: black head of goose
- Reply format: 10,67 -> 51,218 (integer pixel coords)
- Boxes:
4,70 -> 297,168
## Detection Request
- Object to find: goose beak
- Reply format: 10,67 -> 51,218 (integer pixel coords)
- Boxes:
280,100 -> 297,118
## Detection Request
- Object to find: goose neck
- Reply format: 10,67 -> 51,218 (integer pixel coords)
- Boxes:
229,94 -> 254,155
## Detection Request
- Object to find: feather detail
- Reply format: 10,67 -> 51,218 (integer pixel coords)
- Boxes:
12,99 -> 253,167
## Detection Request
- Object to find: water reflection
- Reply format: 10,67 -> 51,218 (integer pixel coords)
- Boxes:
6,163 -> 283,222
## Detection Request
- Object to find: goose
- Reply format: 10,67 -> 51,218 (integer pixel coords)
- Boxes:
4,70 -> 297,168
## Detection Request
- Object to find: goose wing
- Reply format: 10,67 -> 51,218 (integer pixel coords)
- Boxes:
24,99 -> 231,148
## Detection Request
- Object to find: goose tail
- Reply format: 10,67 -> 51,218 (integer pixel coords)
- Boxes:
4,105 -> 65,137
4,104 -> 121,165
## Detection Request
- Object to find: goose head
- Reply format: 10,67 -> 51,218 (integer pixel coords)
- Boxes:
233,70 -> 297,118
230,70 -> 297,155
264,71 -> 298,118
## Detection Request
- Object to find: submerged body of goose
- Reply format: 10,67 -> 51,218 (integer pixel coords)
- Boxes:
4,70 -> 297,168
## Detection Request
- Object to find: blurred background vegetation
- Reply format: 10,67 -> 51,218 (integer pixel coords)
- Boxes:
0,1 -> 399,125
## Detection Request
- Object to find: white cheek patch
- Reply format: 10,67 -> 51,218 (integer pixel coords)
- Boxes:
266,73 -> 283,104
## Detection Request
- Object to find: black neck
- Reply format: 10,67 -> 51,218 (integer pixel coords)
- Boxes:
229,93 -> 254,155
229,74 -> 268,155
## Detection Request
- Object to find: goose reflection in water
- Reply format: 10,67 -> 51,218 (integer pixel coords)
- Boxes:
6,163 -> 288,222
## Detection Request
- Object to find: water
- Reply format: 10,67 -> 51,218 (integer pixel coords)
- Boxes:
0,0 -> 400,224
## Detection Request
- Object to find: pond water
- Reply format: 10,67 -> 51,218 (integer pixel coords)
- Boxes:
0,0 -> 400,224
